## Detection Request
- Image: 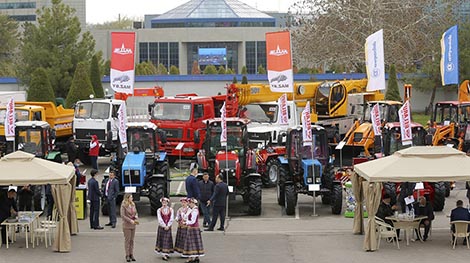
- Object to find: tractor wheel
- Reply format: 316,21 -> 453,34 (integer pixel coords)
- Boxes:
321,165 -> 335,205
248,178 -> 262,215
168,157 -> 177,167
444,182 -> 451,197
433,182 -> 446,211
331,184 -> 343,215
78,150 -> 91,165
277,165 -> 288,206
285,184 -> 297,216
33,185 -> 45,211
156,161 -> 170,197
149,181 -> 165,215
383,182 -> 397,206
265,158 -> 280,188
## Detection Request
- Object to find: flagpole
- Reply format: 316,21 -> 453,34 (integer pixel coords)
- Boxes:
311,135 -> 317,217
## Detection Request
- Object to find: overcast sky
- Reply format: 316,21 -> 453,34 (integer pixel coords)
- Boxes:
86,0 -> 297,24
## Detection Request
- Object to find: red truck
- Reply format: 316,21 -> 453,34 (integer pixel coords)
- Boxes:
148,93 -> 226,165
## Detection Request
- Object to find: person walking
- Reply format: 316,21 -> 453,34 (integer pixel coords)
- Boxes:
206,175 -> 228,231
174,197 -> 190,254
120,193 -> 139,262
155,197 -> 174,261
185,167 -> 200,199
198,172 -> 214,227
88,170 -> 103,230
17,184 -> 33,211
182,198 -> 204,263
89,134 -> 99,170
104,170 -> 119,228
66,136 -> 78,163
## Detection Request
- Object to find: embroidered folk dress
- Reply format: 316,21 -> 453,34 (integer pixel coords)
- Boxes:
174,206 -> 189,253
155,206 -> 174,256
182,207 -> 205,258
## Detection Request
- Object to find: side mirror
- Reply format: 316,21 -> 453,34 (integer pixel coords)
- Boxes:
158,129 -> 167,144
194,105 -> 203,120
148,103 -> 154,116
277,132 -> 287,146
194,130 -> 200,144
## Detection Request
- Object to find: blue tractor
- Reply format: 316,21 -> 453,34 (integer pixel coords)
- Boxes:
105,122 -> 170,215
277,125 -> 342,215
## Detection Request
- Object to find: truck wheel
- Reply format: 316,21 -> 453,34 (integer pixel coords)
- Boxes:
277,165 -> 288,206
149,181 -> 165,215
433,182 -> 446,211
331,184 -> 343,215
383,182 -> 397,206
33,185 -> 45,211
321,165 -> 335,205
265,158 -> 280,188
285,184 -> 297,216
248,178 -> 262,215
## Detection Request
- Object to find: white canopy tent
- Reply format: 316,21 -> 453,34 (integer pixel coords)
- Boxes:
352,146 -> 470,251
0,151 -> 78,252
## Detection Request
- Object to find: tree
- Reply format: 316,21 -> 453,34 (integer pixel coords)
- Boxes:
289,0 -> 458,70
203,65 -> 217,75
241,66 -> 248,75
225,68 -> 234,74
156,63 -> 168,75
257,64 -> 266,74
87,15 -> 137,30
232,76 -> 238,83
136,61 -> 157,75
217,66 -> 226,74
65,62 -> 94,108
90,54 -> 104,98
242,76 -> 248,84
191,61 -> 200,75
385,65 -> 401,102
0,15 -> 19,77
169,65 -> 180,75
19,0 -> 96,98
27,68 -> 55,102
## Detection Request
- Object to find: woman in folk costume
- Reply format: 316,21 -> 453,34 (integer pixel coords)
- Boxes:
174,197 -> 190,254
182,198 -> 204,263
155,197 -> 174,261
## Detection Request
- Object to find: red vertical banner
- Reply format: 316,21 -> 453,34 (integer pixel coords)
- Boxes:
220,102 -> 227,147
111,32 -> 135,94
370,104 -> 382,136
266,31 -> 294,93
5,97 -> 15,141
277,93 -> 289,125
302,101 -> 312,146
398,100 -> 412,146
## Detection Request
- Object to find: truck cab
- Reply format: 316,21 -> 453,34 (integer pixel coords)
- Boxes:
73,99 -> 125,160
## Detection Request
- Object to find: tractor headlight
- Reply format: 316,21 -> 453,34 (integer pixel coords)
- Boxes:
124,171 -> 130,176
135,170 -> 139,176
315,177 -> 321,183
307,178 -> 313,184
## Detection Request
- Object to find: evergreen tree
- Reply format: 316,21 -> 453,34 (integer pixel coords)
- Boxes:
257,64 -> 266,74
217,66 -> 226,74
203,65 -> 217,74
65,61 -> 94,108
27,68 -> 55,102
225,68 -> 234,74
169,65 -> 180,75
242,75 -> 248,84
136,61 -> 157,75
90,54 -> 104,98
241,65 -> 248,74
232,76 -> 238,83
157,63 -> 168,75
0,15 -> 19,77
385,64 -> 402,101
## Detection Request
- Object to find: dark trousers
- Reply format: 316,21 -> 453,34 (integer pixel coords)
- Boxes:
90,156 -> 98,170
46,194 -> 54,218
1,216 -> 6,244
199,202 -> 212,225
90,200 -> 100,228
18,198 -> 32,211
107,198 -> 117,224
209,205 -> 226,230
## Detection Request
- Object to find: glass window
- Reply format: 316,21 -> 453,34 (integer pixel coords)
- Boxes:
128,130 -> 154,152
0,2 -> 36,9
0,109 -> 30,124
245,41 -> 256,74
159,42 -> 169,70
241,104 -> 277,123
139,42 -> 148,63
17,129 -> 42,156
256,41 -> 266,73
149,42 -> 159,67
169,42 -> 179,69
91,103 -> 111,119
9,15 -> 35,21
75,102 -> 92,118
152,103 -> 192,121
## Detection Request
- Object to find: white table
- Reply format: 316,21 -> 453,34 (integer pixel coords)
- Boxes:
1,211 -> 42,249
386,215 -> 427,246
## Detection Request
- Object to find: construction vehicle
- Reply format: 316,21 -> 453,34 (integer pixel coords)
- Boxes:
0,101 -> 74,154
195,118 -> 262,215
73,98 -> 126,163
277,125 -> 342,215
148,94 -> 226,165
104,122 -> 170,215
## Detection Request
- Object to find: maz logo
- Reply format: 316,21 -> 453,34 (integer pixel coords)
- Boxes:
114,43 -> 133,55
269,45 -> 288,56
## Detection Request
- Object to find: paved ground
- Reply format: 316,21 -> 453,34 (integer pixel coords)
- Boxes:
2,157 -> 470,262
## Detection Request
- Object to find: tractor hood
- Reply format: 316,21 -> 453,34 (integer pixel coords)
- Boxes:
215,150 -> 240,185
301,158 -> 322,186
122,152 -> 146,186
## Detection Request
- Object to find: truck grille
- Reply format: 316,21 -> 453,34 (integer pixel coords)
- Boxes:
219,160 -> 236,170
75,129 -> 106,140
122,170 -> 141,186
307,164 -> 322,184
162,128 -> 183,139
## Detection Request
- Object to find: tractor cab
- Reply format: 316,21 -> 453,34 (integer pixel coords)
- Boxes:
15,121 -> 61,162
430,101 -> 470,151
363,101 -> 402,123
381,122 -> 426,156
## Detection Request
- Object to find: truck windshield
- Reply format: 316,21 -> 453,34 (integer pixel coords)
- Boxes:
128,130 -> 154,152
75,102 -> 110,119
435,105 -> 459,124
389,129 -> 423,154
152,103 -> 191,121
17,129 -> 42,156
0,109 -> 30,124
240,104 -> 278,123
209,125 -> 244,153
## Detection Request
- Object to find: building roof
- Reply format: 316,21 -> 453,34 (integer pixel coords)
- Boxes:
152,0 -> 274,24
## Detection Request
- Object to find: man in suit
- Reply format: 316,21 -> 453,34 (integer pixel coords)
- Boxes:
413,196 -> 434,241
104,170 -> 120,228
185,167 -> 200,200
88,169 -> 103,230
206,175 -> 229,231
450,199 -> 470,245
0,188 -> 17,244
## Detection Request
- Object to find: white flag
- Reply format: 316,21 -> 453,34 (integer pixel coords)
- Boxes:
277,93 -> 289,125
365,29 -> 385,91
5,97 -> 15,141
117,103 -> 128,148
220,102 -> 227,147
370,104 -> 381,136
398,100 -> 412,146
302,101 -> 312,146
